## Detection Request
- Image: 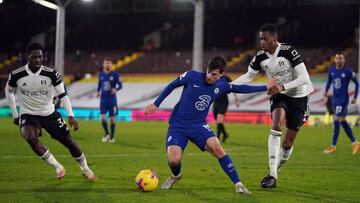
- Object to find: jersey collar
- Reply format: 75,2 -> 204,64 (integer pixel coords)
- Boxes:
265,42 -> 281,58
25,64 -> 43,75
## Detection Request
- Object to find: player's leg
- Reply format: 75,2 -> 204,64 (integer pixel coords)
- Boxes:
204,137 -> 251,194
44,112 -> 97,180
340,116 -> 359,154
109,105 -> 117,143
216,113 -> 226,142
100,104 -> 110,142
20,119 -> 65,179
324,115 -> 341,154
161,128 -> 187,189
260,107 -> 284,188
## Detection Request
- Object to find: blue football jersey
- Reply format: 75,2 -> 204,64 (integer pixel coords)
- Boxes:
154,71 -> 266,128
97,71 -> 122,104
325,66 -> 359,103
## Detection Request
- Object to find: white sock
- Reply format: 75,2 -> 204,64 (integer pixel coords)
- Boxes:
75,153 -> 89,170
41,150 -> 63,169
268,130 -> 281,179
277,146 -> 293,169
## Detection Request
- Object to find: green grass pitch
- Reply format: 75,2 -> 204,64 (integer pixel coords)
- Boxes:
0,118 -> 359,203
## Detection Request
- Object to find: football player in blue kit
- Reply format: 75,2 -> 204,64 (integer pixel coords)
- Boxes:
97,58 -> 123,143
145,56 -> 275,194
323,52 -> 359,154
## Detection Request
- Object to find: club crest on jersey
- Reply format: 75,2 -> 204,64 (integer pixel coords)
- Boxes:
41,80 -> 47,85
341,73 -> 346,78
110,76 -> 114,81
214,88 -> 219,94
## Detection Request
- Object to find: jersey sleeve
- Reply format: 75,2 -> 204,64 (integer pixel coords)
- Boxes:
286,46 -> 303,67
7,72 -> 17,87
249,51 -> 263,71
51,70 -> 63,86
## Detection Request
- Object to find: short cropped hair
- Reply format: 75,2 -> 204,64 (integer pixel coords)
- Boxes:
208,56 -> 226,73
259,23 -> 278,35
25,42 -> 43,54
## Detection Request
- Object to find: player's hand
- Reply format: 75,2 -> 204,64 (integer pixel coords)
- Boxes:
96,92 -> 100,98
351,98 -> 357,104
68,116 -> 79,131
266,79 -> 277,90
267,84 -> 284,95
13,117 -> 19,126
111,88 -> 116,94
145,104 -> 158,115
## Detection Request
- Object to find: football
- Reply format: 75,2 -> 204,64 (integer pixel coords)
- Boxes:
135,170 -> 159,192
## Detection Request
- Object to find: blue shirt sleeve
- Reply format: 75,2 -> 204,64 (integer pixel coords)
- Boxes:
227,83 -> 267,93
325,68 -> 332,93
97,72 -> 101,92
350,70 -> 359,99
115,72 -> 123,90
154,72 -> 189,107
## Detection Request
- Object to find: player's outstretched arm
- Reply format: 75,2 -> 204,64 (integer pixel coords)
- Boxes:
5,83 -> 19,125
231,67 -> 258,85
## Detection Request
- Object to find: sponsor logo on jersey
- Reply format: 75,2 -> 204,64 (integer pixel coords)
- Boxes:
20,90 -> 49,96
195,95 -> 211,111
272,70 -> 291,78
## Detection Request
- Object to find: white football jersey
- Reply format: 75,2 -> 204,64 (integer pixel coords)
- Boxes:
250,43 -> 310,97
7,65 -> 63,116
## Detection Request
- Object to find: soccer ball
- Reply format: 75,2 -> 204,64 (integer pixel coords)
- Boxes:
135,170 -> 158,192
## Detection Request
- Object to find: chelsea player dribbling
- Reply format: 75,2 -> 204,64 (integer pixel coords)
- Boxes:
145,56 -> 275,194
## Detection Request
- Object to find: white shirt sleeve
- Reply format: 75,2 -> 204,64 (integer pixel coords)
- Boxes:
283,62 -> 311,90
231,67 -> 259,85
54,83 -> 74,117
5,83 -> 19,118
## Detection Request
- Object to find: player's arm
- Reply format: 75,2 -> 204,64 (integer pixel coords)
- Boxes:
231,67 -> 258,85
228,79 -> 276,94
52,71 -> 79,131
97,73 -> 101,97
324,69 -> 332,97
5,73 -> 20,125
145,72 -> 187,115
5,83 -> 19,125
350,71 -> 359,104
116,73 -> 123,91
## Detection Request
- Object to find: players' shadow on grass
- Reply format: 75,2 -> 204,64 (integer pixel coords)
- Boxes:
118,142 -> 158,150
224,142 -> 264,150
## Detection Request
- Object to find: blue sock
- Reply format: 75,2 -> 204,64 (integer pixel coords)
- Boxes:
110,123 -> 116,139
169,162 -> 181,176
102,121 -> 109,135
218,154 -> 240,184
332,121 -> 340,146
341,121 -> 356,143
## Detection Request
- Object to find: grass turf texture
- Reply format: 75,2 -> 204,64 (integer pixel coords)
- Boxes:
0,118 -> 359,203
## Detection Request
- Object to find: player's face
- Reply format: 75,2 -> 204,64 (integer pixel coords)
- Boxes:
334,54 -> 345,67
259,31 -> 277,52
206,69 -> 223,85
27,50 -> 43,69
103,60 -> 112,72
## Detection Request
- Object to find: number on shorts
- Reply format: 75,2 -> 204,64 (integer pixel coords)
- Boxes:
335,106 -> 342,114
57,117 -> 65,128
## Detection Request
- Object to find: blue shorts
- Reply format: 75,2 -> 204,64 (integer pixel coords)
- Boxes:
333,102 -> 348,116
100,103 -> 118,116
166,124 -> 215,151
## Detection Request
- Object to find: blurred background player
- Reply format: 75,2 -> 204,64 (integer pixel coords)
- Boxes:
97,58 -> 123,143
5,42 -> 96,180
212,74 -> 240,142
232,23 -> 312,188
323,52 -> 359,154
145,56 -> 276,194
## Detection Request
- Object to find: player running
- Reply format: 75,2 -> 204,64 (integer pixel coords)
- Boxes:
5,42 -> 97,181
145,56 -> 276,194
323,52 -> 359,154
97,58 -> 123,143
